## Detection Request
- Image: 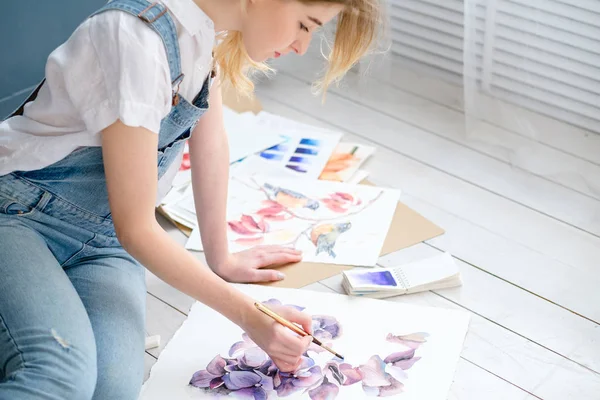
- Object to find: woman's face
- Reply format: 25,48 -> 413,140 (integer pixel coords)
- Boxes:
240,0 -> 344,62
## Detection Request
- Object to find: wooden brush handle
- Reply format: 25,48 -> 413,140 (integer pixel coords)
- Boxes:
254,302 -> 308,337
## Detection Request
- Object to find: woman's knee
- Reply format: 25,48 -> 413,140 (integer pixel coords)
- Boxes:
92,352 -> 144,400
1,327 -> 98,399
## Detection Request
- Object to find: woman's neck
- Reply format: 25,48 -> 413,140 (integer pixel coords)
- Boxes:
193,0 -> 243,32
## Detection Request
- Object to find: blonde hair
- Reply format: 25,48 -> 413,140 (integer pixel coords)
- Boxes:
213,0 -> 384,98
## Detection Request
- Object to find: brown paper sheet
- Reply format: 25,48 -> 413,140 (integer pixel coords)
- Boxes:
157,92 -> 445,289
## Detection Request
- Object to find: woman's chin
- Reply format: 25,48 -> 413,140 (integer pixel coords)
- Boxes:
246,48 -> 273,63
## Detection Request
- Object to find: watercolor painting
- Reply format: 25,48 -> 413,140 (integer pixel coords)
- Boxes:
188,298 -> 428,399
319,143 -> 376,183
139,284 -> 470,400
186,174 -> 400,266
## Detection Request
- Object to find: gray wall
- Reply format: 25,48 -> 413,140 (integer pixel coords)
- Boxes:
1,1 -> 106,119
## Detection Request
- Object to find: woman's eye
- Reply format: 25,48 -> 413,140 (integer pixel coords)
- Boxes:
300,22 -> 309,32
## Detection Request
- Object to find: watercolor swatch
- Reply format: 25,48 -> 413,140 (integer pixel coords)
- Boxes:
186,173 -> 400,266
319,143 -> 376,182
139,284 -> 470,399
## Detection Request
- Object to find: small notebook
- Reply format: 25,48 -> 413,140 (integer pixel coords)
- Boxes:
342,252 -> 461,298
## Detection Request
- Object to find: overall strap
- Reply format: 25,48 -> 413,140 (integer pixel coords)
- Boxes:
90,0 -> 185,105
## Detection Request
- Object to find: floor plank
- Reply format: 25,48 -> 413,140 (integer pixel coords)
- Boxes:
257,73 -> 600,238
145,294 -> 186,359
273,52 -> 600,201
255,95 -> 600,323
448,359 -> 540,400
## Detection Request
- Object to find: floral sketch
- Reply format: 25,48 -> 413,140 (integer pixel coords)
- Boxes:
189,298 -> 429,399
221,175 -> 399,266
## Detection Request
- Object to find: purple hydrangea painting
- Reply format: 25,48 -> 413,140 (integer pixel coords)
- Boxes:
189,298 -> 429,399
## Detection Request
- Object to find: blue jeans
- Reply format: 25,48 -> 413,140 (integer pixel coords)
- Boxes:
0,191 -> 146,399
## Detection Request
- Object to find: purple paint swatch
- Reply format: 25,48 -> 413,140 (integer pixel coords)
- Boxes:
286,164 -> 308,173
295,147 -> 319,155
349,270 -> 397,287
289,156 -> 311,164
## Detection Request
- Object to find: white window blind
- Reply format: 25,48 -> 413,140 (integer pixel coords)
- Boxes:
387,0 -> 600,134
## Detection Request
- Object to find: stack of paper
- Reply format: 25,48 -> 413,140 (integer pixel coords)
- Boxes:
341,252 -> 462,298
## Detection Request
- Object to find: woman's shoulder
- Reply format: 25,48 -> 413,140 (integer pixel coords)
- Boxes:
86,9 -> 170,63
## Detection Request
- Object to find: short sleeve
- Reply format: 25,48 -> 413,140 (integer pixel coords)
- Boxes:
60,10 -> 172,134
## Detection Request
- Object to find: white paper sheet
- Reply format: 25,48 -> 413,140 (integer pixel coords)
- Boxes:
347,169 -> 370,185
139,284 -> 470,400
186,174 -> 399,266
223,108 -> 287,164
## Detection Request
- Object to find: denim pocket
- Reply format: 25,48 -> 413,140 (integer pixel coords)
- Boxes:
0,199 -> 36,216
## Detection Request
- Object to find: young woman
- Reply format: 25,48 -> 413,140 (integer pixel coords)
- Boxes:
0,0 -> 381,398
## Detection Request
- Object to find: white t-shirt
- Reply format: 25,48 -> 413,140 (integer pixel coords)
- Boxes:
0,0 -> 216,177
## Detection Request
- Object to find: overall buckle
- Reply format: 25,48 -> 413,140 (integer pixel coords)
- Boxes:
137,2 -> 167,23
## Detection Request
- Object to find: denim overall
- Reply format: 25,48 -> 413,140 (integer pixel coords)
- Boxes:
0,0 -> 211,398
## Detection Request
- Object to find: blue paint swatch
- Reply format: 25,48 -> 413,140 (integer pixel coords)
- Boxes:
260,152 -> 284,161
269,144 -> 289,152
299,138 -> 321,146
289,156 -> 311,164
294,147 -> 319,155
349,270 -> 397,287
286,164 -> 308,173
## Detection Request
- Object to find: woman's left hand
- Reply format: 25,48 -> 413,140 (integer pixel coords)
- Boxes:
212,246 -> 302,283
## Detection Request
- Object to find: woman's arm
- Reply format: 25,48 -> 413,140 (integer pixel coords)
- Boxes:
187,77 -> 230,270
188,78 -> 303,282
101,120 -> 312,372
102,120 -> 248,323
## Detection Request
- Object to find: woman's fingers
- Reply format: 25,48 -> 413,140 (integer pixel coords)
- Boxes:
251,250 -> 301,269
249,268 -> 284,282
274,305 -> 314,336
273,358 -> 299,372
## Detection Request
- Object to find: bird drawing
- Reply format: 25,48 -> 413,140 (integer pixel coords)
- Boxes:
310,222 -> 352,258
262,182 -> 320,210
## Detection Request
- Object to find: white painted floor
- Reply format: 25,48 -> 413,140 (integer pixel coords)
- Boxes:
143,50 -> 600,399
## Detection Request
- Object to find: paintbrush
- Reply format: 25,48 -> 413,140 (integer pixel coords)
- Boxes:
254,301 -> 344,361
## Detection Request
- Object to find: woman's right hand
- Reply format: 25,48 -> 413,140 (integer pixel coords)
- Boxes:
242,303 -> 314,372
